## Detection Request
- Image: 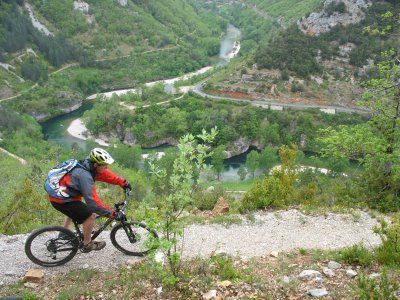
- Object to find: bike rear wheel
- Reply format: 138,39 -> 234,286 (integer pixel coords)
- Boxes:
25,226 -> 79,267
110,221 -> 158,256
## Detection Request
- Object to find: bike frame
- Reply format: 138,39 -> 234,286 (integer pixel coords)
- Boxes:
72,189 -> 133,245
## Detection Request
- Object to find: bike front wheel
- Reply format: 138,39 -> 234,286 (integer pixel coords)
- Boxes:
110,221 -> 158,256
25,226 -> 79,267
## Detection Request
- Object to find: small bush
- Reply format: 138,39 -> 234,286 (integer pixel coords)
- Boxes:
355,269 -> 399,300
374,215 -> 400,266
192,186 -> 227,211
291,81 -> 305,93
211,256 -> 242,280
337,244 -> 374,267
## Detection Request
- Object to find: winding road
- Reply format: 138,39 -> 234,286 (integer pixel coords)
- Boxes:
193,79 -> 370,114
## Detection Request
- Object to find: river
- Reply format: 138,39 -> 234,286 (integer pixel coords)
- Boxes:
42,25 -> 247,181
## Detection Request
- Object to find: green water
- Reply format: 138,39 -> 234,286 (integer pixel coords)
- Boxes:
41,101 -> 94,150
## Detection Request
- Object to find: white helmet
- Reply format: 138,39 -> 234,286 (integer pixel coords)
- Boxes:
89,148 -> 114,165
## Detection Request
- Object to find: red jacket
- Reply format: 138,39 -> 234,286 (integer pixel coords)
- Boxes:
48,159 -> 126,216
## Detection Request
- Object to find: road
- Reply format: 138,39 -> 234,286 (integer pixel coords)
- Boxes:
193,80 -> 370,114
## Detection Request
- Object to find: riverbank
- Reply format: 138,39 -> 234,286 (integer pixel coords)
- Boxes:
67,119 -> 109,147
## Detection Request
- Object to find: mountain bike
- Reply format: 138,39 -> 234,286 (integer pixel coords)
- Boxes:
25,190 -> 158,267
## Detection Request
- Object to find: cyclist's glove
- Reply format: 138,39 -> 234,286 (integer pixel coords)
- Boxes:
123,182 -> 132,191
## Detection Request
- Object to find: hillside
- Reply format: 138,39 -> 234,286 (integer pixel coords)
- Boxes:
205,0 -> 400,110
0,0 -> 225,119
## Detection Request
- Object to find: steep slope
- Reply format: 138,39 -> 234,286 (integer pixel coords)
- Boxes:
0,0 -> 225,119
206,0 -> 400,109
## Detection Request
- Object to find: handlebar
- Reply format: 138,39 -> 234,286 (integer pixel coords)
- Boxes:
114,188 -> 132,211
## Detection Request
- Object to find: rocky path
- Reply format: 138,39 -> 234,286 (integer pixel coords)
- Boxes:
0,209 -> 381,286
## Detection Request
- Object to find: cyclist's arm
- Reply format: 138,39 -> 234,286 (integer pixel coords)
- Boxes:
95,168 -> 127,187
79,174 -> 112,216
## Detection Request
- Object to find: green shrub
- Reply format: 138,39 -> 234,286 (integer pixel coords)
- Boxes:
374,215 -> 400,266
192,186 -> 227,211
240,145 -> 298,212
355,269 -> 399,300
211,256 -> 242,280
337,244 -> 374,267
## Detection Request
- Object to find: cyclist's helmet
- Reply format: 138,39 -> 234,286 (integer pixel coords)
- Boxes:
89,148 -> 114,165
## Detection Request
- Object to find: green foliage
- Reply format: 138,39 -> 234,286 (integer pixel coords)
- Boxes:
318,52 -> 400,211
109,141 -> 142,170
0,170 -> 57,234
325,1 -> 347,16
355,269 -> 399,300
241,145 -> 298,211
336,244 -> 374,267
255,25 -> 325,77
374,215 -> 400,266
255,2 -> 400,75
192,185 -> 226,211
145,129 -> 217,280
211,145 -> 226,181
246,150 -> 260,179
237,165 -> 247,181
0,1 -> 86,67
211,255 -> 242,280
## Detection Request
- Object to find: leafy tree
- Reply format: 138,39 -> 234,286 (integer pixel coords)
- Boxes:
110,141 -> 142,169
211,145 -> 226,181
318,52 -> 400,210
246,150 -> 260,179
145,129 -> 217,283
259,146 -> 279,172
237,165 -> 247,181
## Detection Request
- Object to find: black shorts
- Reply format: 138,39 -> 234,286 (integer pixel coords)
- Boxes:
51,201 -> 93,224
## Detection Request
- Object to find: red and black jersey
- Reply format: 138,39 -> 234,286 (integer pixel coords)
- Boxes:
48,159 -> 126,216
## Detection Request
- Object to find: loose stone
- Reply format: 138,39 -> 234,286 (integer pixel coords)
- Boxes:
308,288 -> 328,297
298,270 -> 322,281
327,261 -> 341,269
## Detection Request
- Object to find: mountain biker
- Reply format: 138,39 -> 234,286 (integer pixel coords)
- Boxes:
47,148 -> 131,253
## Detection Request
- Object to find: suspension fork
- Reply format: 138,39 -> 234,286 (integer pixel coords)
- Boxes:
121,220 -> 137,243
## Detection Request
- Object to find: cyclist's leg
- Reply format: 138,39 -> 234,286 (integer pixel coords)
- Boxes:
82,213 -> 96,245
63,216 -> 72,229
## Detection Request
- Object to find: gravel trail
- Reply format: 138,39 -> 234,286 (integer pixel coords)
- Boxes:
0,209 -> 381,285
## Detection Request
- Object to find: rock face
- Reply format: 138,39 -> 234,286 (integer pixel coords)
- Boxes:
298,0 -> 372,36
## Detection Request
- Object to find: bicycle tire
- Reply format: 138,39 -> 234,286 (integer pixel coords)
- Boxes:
25,226 -> 79,267
110,221 -> 158,256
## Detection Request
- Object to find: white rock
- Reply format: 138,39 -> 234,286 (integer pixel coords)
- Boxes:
202,289 -> 217,300
322,267 -> 335,278
327,261 -> 342,269
270,250 -> 279,258
82,263 -> 89,269
156,286 -> 162,294
299,270 -> 322,281
206,186 -> 215,192
346,269 -> 357,278
308,288 -> 328,297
